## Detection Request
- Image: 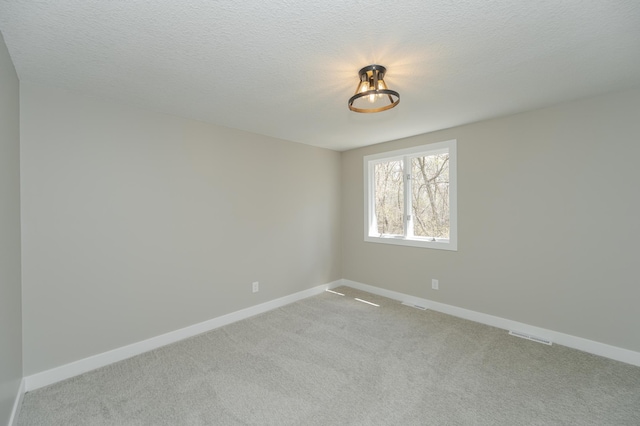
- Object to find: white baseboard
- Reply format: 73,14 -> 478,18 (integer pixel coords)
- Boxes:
340,279 -> 640,367
22,277 -> 639,394
8,378 -> 25,426
24,280 -> 341,392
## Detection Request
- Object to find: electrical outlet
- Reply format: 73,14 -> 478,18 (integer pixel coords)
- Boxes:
252,281 -> 259,293
431,279 -> 439,290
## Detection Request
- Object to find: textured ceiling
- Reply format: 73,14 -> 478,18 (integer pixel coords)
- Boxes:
1,1 -> 640,151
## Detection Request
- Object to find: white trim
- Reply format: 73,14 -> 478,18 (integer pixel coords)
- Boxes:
21,278 -> 640,394
341,279 -> 640,367
24,281 -> 341,392
363,234 -> 457,251
8,378 -> 25,426
363,139 -> 457,251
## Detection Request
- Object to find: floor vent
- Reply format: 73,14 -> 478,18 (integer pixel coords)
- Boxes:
509,330 -> 552,345
401,302 -> 427,310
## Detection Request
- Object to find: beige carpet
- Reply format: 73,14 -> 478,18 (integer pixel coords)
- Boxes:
18,286 -> 640,425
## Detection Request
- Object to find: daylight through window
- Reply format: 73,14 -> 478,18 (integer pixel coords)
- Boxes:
364,140 -> 457,250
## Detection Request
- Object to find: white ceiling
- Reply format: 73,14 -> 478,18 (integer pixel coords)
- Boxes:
1,1 -> 639,151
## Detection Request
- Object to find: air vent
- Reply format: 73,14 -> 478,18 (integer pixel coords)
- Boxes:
401,302 -> 427,310
509,330 -> 552,345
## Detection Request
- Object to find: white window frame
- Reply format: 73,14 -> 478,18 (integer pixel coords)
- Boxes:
364,139 -> 457,251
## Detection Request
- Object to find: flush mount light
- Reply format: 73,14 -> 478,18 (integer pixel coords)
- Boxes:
348,64 -> 400,113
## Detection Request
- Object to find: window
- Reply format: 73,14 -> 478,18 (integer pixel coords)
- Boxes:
364,140 -> 457,250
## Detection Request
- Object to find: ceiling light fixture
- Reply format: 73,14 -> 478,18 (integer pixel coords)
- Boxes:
348,65 -> 400,113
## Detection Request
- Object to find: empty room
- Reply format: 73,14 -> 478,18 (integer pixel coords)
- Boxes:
1,1 -> 640,425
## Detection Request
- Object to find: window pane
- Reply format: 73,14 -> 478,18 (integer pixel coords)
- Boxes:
411,154 -> 450,239
374,160 -> 404,235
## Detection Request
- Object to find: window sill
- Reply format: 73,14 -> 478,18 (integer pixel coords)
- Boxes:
365,235 -> 457,251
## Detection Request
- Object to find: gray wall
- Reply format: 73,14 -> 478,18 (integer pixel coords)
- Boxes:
14,76 -> 640,380
0,31 -> 22,424
20,84 -> 342,375
342,88 -> 640,353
